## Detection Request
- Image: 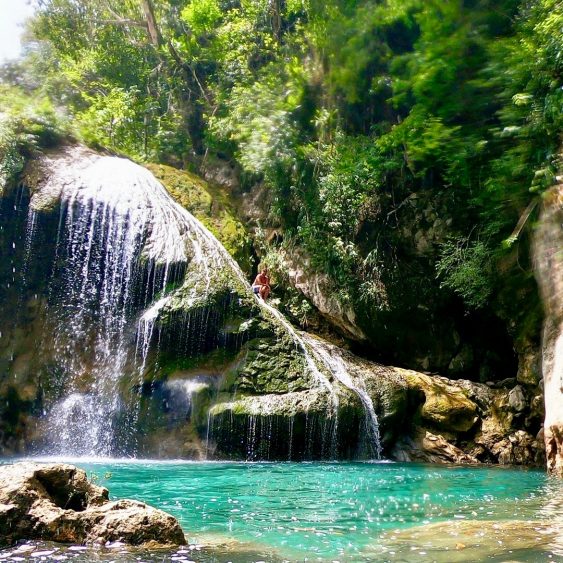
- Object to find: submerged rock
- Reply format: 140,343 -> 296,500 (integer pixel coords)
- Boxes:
0,463 -> 186,547
373,518 -> 558,562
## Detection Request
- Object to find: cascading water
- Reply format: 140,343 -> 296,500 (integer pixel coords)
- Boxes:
302,334 -> 382,459
163,378 -> 209,423
4,146 -> 377,460
257,299 -> 340,455
38,154 -> 193,455
21,148 -> 237,456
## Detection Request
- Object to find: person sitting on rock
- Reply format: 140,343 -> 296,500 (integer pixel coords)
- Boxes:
252,268 -> 271,300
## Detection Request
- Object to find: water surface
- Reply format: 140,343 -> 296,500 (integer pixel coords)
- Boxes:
2,460 -> 563,561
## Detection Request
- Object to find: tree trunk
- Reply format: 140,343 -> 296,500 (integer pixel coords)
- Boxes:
139,0 -> 205,155
270,0 -> 282,42
140,0 -> 162,48
534,167 -> 563,475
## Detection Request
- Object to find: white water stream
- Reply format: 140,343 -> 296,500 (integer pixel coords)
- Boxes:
302,334 -> 382,459
19,149 -> 379,459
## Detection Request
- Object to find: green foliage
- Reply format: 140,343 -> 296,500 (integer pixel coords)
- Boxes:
25,0 -> 188,160
77,86 -> 148,157
284,292 -> 314,328
0,118 -> 24,189
0,85 -> 69,187
209,71 -> 299,176
436,238 -> 494,309
3,0 -> 560,326
181,0 -> 222,36
314,133 -> 382,238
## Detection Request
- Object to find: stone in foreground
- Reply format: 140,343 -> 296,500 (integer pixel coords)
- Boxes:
0,463 -> 186,547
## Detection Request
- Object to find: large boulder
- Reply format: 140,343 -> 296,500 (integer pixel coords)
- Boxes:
403,372 -> 479,432
0,463 -> 186,547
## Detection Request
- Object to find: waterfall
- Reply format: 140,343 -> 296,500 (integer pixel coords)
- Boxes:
5,146 -> 381,460
32,150 -> 230,456
164,378 -> 209,422
12,147 -> 344,458
302,334 -> 382,459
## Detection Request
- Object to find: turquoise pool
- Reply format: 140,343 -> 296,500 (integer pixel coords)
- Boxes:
2,460 -> 562,561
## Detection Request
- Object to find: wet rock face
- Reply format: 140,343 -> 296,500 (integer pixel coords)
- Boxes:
207,389 -> 364,460
206,338 -> 545,465
534,174 -> 563,475
0,145 -> 285,458
0,463 -> 186,547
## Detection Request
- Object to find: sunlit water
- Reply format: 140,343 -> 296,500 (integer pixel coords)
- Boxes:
3,460 -> 563,562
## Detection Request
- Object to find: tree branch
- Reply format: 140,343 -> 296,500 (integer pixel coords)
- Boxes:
140,0 -> 163,48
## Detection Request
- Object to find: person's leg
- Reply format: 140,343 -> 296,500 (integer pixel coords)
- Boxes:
264,286 -> 270,299
259,285 -> 267,300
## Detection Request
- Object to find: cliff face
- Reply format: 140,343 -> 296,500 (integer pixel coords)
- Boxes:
207,160 -> 545,448
206,160 -> 542,418
534,171 -> 563,475
0,145 -> 546,467
231,169 -> 541,384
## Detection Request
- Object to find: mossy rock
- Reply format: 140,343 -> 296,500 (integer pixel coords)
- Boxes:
234,335 -> 310,394
145,163 -> 253,272
209,390 -> 330,418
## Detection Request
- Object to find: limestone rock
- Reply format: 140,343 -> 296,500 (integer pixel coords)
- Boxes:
282,249 -> 367,342
404,372 -> 478,432
490,430 -> 538,465
508,385 -> 527,412
210,389 -> 334,419
528,394 -> 545,424
517,347 -> 542,386
533,171 -> 563,475
392,430 -> 478,464
0,463 -> 186,547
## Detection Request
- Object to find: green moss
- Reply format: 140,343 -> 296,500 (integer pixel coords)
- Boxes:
234,334 -> 310,394
145,163 -> 253,272
154,347 -> 239,381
